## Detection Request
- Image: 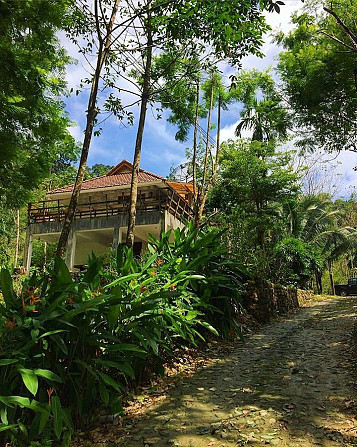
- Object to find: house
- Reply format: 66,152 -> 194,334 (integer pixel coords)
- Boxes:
24,160 -> 194,271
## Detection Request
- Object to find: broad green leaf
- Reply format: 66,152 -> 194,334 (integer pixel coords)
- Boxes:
39,329 -> 67,339
199,321 -> 219,337
51,396 -> 63,439
0,268 -> 15,308
53,257 -> 72,286
18,368 -> 38,396
105,273 -> 141,289
97,371 -> 123,392
104,343 -> 146,354
18,420 -> 28,438
0,423 -> 18,432
186,310 -> 201,320
62,407 -> 74,432
50,333 -> 68,355
0,406 -> 7,425
0,359 -> 18,366
34,369 -> 63,383
108,304 -> 121,330
38,410 -> 50,435
95,359 -> 135,379
0,396 -> 47,413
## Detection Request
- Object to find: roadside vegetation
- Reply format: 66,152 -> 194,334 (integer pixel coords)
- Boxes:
0,0 -> 356,445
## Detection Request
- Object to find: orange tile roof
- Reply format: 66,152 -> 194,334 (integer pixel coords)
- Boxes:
48,162 -> 165,195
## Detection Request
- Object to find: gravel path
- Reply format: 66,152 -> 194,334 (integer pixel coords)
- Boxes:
122,297 -> 357,447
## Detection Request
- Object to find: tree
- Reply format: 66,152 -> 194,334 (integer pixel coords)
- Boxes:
55,0 -> 285,253
230,69 -> 291,143
86,164 -> 114,178
281,194 -> 357,292
56,0 -> 121,257
125,0 -> 283,243
209,139 -> 300,275
276,1 -> 357,154
0,0 -> 75,208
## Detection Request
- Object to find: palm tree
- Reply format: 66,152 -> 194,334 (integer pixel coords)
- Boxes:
283,195 -> 357,293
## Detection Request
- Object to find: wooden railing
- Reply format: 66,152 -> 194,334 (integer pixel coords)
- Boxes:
28,188 -> 193,224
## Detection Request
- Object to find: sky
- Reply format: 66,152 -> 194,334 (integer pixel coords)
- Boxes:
62,0 -> 356,198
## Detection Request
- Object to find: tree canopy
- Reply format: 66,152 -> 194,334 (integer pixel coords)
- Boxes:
0,0 -> 76,207
276,1 -> 357,154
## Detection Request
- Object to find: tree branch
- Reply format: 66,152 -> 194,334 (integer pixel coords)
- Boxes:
320,30 -> 355,51
323,6 -> 357,49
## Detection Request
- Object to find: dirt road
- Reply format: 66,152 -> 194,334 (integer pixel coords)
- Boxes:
122,297 -> 357,446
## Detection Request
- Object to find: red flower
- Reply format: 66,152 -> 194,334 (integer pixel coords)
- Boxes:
6,317 -> 17,331
47,387 -> 54,407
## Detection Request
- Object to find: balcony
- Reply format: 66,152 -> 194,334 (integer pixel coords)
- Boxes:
28,186 -> 193,226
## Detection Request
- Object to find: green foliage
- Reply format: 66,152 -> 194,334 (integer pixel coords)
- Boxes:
209,139 -> 300,272
162,0 -> 273,65
273,237 -> 322,288
230,69 -> 291,143
0,224 -> 244,444
147,221 -> 247,338
276,4 -> 357,153
0,0 -> 77,208
85,164 -> 115,179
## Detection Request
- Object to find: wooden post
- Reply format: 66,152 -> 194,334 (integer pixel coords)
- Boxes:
24,230 -> 33,273
27,203 -> 31,226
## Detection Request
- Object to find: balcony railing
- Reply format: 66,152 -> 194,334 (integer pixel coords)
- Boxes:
28,187 -> 193,225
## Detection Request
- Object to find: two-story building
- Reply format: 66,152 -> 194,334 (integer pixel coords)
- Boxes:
24,160 -> 193,271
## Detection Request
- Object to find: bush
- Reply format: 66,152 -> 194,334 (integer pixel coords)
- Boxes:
0,223 -> 244,445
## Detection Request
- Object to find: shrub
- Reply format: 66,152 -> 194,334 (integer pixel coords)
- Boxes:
0,223 -> 244,445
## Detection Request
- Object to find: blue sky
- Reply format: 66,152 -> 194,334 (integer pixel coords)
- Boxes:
61,0 -> 356,198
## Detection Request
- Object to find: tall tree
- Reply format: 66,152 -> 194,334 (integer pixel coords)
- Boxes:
55,0 -> 285,253
231,69 -> 291,143
209,139 -> 300,272
56,0 -> 121,257
0,0 -> 75,208
124,0 -> 285,243
281,194 -> 357,291
276,1 -> 357,154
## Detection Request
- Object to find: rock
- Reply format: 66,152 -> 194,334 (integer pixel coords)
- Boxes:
144,437 -> 161,445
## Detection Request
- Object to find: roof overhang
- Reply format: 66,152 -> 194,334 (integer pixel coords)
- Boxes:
46,180 -> 167,201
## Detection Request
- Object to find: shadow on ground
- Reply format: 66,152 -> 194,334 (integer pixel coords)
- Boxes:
121,297 -> 357,447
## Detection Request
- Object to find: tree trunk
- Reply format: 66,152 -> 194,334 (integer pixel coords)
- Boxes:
315,271 -> 323,294
195,72 -> 214,227
192,80 -> 200,205
328,259 -> 335,295
14,209 -> 20,268
126,3 -> 152,247
212,93 -> 221,177
56,0 -> 120,258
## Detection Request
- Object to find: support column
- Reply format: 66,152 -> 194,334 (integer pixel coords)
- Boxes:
23,230 -> 33,273
113,225 -> 120,249
65,231 -> 76,271
160,210 -> 166,237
